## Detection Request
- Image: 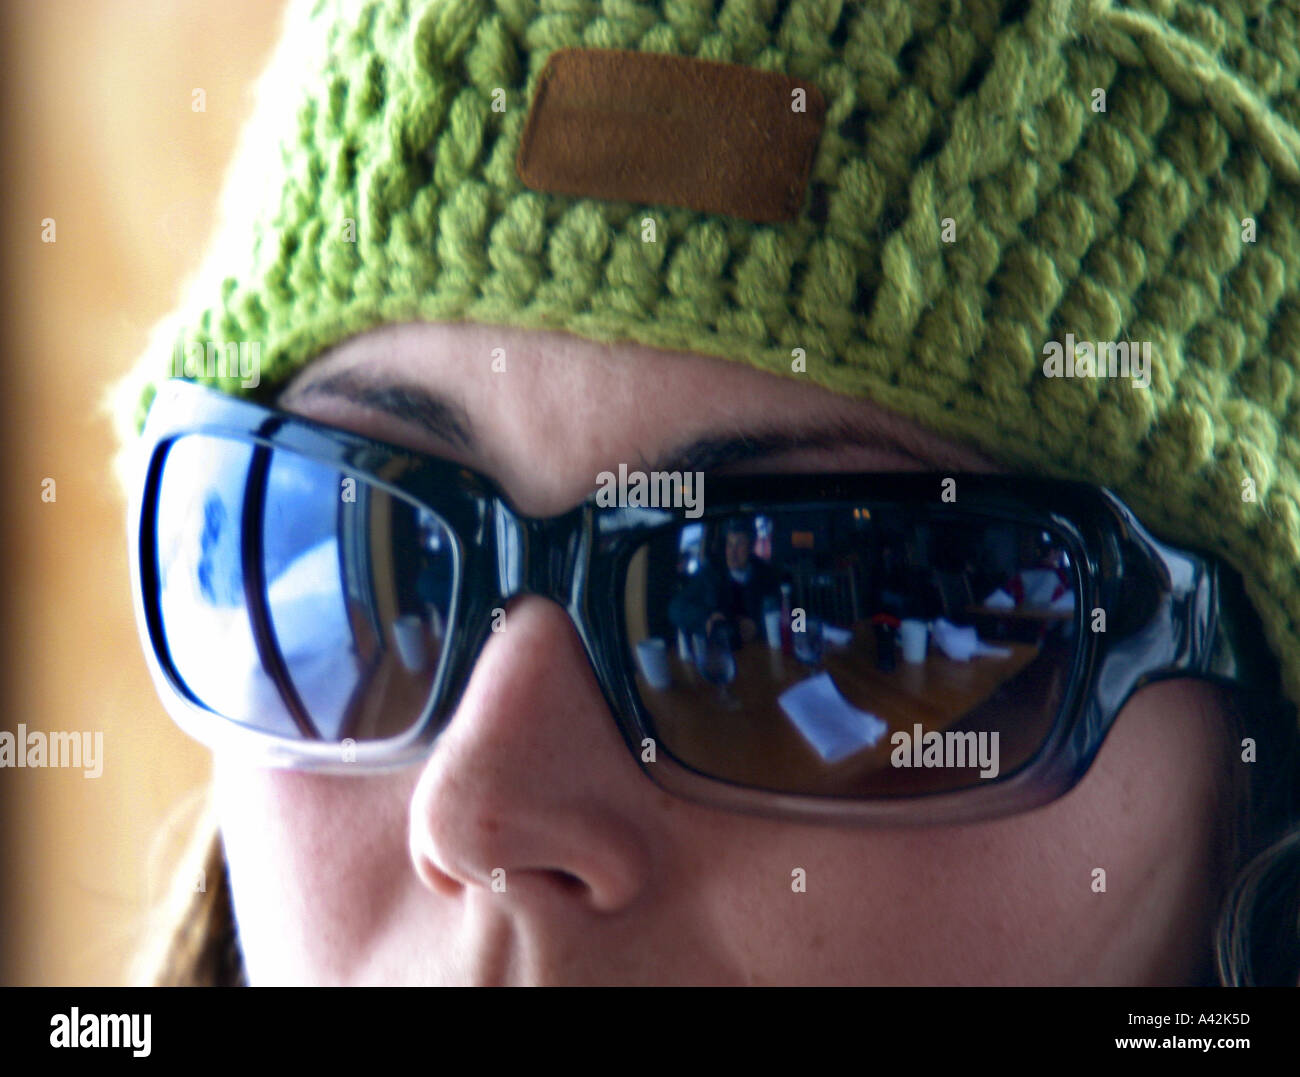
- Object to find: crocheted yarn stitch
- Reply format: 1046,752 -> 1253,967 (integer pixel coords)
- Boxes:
112,0 -> 1300,716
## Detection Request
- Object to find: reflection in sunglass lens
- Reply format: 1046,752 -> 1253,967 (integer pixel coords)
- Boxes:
153,434 -> 456,743
625,507 -> 1079,796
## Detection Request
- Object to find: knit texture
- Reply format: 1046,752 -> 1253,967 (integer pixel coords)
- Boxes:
113,0 -> 1300,716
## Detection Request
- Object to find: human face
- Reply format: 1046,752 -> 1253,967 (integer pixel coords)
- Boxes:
211,321 -> 1234,985
725,531 -> 752,573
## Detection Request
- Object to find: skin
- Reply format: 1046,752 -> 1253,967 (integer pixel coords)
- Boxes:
212,321 -> 1234,985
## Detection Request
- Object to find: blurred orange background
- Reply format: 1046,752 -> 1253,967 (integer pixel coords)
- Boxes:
0,0 -> 287,984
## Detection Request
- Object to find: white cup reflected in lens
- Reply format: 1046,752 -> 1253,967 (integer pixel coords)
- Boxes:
899,618 -> 929,664
636,637 -> 672,690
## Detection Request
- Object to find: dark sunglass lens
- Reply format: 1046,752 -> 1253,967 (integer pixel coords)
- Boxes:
625,507 -> 1080,796
153,434 -> 456,743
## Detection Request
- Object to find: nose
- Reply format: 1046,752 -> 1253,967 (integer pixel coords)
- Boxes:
407,589 -> 653,913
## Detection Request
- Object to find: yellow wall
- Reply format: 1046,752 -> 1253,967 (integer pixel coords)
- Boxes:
0,0 -> 287,985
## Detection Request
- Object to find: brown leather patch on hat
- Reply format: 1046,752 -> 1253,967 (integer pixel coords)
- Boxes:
516,48 -> 826,224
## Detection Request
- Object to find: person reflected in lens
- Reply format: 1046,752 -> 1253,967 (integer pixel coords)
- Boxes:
668,516 -> 781,651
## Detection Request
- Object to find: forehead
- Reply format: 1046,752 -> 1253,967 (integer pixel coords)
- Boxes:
278,321 -> 1005,515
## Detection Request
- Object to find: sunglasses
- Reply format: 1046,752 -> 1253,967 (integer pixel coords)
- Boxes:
127,380 -> 1280,825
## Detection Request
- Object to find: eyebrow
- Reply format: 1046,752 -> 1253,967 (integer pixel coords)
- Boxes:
284,370 -> 946,471
283,369 -> 476,451
646,422 -> 941,472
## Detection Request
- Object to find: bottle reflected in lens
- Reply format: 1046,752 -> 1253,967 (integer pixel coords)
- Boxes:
691,629 -> 740,709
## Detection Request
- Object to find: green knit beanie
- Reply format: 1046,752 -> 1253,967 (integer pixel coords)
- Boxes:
113,0 -> 1300,722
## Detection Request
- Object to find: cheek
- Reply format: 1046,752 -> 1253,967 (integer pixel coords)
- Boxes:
209,679 -> 1229,985
213,759 -> 420,982
715,680 -> 1227,985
